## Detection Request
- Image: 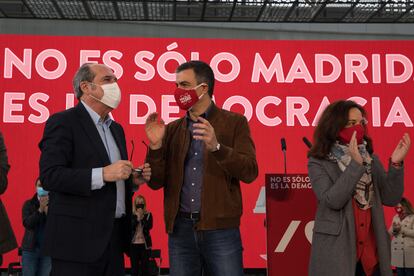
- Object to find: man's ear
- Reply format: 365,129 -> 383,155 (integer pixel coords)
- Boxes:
202,84 -> 209,95
80,81 -> 90,95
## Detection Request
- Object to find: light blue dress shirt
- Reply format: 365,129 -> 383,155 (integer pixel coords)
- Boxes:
81,101 -> 125,218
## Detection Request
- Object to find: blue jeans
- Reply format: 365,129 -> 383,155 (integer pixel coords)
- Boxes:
22,248 -> 51,276
397,267 -> 414,276
168,216 -> 243,276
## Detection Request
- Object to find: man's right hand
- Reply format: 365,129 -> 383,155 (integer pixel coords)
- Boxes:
145,112 -> 165,150
103,160 -> 133,182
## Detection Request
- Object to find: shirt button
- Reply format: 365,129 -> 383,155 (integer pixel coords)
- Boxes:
359,241 -> 363,245
192,183 -> 195,186
195,152 -> 198,156
360,223 -> 364,227
191,199 -> 194,202
193,167 -> 196,171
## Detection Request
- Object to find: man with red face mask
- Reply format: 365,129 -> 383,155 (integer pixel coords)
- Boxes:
145,60 -> 258,276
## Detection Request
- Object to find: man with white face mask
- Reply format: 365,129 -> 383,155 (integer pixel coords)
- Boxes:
145,60 -> 258,276
39,63 -> 151,276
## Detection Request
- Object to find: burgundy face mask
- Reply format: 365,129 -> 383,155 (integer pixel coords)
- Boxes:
338,124 -> 365,144
174,84 -> 205,110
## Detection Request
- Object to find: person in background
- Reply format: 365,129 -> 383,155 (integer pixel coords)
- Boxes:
389,197 -> 414,276
307,100 -> 411,276
0,130 -> 17,266
21,178 -> 51,276
130,195 -> 153,276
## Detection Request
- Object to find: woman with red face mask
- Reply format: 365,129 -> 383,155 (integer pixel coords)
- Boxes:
307,100 -> 411,276
389,198 -> 414,276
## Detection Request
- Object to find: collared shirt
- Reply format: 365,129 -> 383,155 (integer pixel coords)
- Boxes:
180,104 -> 212,213
81,101 -> 125,218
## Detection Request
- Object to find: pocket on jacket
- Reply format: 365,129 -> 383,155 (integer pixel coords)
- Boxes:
313,219 -> 341,236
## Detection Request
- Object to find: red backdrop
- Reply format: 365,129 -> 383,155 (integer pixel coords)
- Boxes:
0,35 -> 413,269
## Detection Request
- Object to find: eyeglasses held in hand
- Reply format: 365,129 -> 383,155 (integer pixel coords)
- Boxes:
130,140 -> 149,174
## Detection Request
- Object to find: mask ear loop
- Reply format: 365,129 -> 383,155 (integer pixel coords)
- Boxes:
195,83 -> 208,100
86,82 -> 103,103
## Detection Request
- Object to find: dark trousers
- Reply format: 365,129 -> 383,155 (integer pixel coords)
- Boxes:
355,261 -> 381,276
130,244 -> 150,276
50,219 -> 125,276
397,267 -> 414,276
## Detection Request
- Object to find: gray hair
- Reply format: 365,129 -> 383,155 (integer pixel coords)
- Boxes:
72,63 -> 95,99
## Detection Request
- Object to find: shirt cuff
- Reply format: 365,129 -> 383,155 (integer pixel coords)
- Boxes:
91,168 -> 105,190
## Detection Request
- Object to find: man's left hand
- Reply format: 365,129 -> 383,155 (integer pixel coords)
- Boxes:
132,163 -> 151,185
193,117 -> 218,152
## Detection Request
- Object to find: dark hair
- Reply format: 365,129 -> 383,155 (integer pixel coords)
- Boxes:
72,63 -> 95,99
401,197 -> 414,215
35,177 -> 41,187
308,100 -> 373,159
176,61 -> 215,97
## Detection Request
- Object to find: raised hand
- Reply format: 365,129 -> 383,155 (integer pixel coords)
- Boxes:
103,160 -> 133,182
393,222 -> 401,234
136,208 -> 144,220
38,196 -> 49,213
391,133 -> 411,163
145,112 -> 165,150
193,117 -> 218,152
348,131 -> 363,165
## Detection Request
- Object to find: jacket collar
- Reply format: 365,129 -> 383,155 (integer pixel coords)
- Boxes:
74,103 -> 111,165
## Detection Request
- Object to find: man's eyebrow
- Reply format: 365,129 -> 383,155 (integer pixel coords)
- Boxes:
101,75 -> 117,81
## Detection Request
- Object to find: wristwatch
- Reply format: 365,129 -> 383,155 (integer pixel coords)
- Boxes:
212,143 -> 220,152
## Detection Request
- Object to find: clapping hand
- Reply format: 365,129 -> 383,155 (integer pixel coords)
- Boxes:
193,117 -> 219,152
348,131 -> 363,165
391,133 -> 411,163
39,196 -> 49,214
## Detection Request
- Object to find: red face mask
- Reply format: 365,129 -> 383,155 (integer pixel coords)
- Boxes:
338,124 -> 365,144
395,207 -> 403,214
174,84 -> 205,110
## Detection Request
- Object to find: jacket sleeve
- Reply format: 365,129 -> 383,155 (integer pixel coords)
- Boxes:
143,212 -> 153,231
22,199 -> 45,230
0,131 -> 10,195
308,157 -> 365,210
39,113 -> 92,196
388,215 -> 398,236
373,155 -> 404,207
211,116 -> 258,184
402,216 -> 414,238
147,148 -> 165,190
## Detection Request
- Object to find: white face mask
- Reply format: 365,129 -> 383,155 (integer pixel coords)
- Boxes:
89,82 -> 121,109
